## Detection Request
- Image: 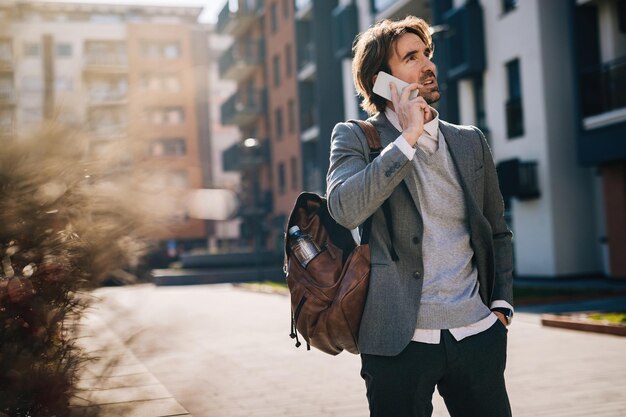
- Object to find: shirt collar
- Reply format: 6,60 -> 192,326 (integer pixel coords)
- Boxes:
385,106 -> 440,140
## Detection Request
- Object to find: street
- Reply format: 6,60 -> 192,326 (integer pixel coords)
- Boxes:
87,284 -> 626,417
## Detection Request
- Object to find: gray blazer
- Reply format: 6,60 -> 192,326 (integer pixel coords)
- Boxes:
326,112 -> 513,356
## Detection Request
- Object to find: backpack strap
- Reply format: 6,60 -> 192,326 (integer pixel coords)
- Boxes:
346,120 -> 399,262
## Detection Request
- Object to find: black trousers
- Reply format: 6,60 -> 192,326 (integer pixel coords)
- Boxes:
360,320 -> 512,417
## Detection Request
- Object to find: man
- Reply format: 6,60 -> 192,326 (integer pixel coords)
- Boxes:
326,16 -> 514,417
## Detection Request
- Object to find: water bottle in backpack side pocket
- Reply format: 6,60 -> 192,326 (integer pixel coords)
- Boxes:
288,225 -> 321,269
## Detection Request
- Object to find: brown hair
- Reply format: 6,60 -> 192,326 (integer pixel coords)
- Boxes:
352,16 -> 433,115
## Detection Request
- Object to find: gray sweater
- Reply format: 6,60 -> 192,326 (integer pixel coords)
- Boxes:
409,134 -> 491,329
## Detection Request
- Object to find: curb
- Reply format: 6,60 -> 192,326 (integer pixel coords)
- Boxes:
541,313 -> 626,337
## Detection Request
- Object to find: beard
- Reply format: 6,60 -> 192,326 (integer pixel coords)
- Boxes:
422,88 -> 441,105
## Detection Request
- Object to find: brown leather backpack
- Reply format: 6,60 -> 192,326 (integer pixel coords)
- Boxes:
284,120 -> 396,355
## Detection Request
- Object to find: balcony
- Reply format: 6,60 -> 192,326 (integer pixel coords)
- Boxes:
580,55 -> 626,128
221,89 -> 267,127
83,53 -> 128,74
219,39 -> 265,82
87,90 -> 128,107
239,189 -> 273,217
297,42 -> 316,81
222,138 -> 270,172
217,1 -> 263,37
89,123 -> 128,139
295,0 -> 312,20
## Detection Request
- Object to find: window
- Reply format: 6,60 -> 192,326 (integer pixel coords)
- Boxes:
55,43 -> 72,57
273,54 -> 281,86
502,0 -> 518,14
23,42 -> 40,57
275,107 -> 283,139
141,73 -> 181,92
287,99 -> 295,134
271,3 -> 278,33
619,0 -> 626,33
285,44 -> 292,78
140,41 -> 180,59
290,156 -> 298,190
278,162 -> 286,194
150,138 -> 187,156
505,59 -> 524,138
147,107 -> 185,125
55,77 -> 73,91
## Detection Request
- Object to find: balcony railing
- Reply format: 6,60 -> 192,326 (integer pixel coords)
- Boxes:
221,89 -> 267,127
297,42 -> 315,71
84,54 -> 128,72
218,39 -> 265,82
222,138 -> 270,172
90,123 -> 128,138
239,189 -> 273,217
87,90 -> 128,105
217,0 -> 263,37
580,55 -> 626,118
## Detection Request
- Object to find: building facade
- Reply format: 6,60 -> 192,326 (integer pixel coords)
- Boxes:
217,0 -> 273,254
215,0 -> 625,278
0,1 -> 211,253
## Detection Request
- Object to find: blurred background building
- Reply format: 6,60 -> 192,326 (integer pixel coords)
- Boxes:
217,0 -> 626,280
1,0 -> 624,280
0,0 -> 212,260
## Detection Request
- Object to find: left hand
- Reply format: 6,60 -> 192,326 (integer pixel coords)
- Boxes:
494,311 -> 508,326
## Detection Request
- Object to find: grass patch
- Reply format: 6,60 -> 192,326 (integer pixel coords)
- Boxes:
587,312 -> 626,325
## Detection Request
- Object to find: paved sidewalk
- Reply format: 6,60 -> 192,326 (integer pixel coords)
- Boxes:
82,284 -> 626,417
71,310 -> 192,417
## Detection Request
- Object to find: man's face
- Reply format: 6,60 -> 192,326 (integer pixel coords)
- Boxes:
387,32 -> 440,104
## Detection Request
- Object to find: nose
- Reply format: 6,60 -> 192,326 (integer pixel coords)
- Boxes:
423,58 -> 436,76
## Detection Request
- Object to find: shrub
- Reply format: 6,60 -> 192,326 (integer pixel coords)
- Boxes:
0,124 -> 177,416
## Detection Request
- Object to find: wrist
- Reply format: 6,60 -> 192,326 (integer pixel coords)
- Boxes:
491,307 -> 513,325
402,128 -> 421,147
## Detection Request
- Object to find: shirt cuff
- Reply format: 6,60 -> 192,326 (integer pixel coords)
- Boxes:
393,134 -> 416,161
490,300 -> 514,313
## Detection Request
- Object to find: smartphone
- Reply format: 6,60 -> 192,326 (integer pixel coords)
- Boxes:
372,71 -> 419,101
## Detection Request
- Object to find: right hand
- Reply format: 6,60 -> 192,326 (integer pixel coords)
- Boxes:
390,82 -> 431,147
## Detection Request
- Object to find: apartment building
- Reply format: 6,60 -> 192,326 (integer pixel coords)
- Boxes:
217,0 -> 272,252
0,1 -> 210,252
265,0 -> 300,252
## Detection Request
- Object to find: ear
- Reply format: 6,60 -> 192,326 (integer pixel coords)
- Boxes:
372,73 -> 378,85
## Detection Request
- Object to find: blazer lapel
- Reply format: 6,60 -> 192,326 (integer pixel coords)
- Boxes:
370,112 -> 422,215
439,121 -> 479,210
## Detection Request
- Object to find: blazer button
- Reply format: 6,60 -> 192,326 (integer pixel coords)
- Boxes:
413,271 -> 421,279
412,236 -> 419,244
